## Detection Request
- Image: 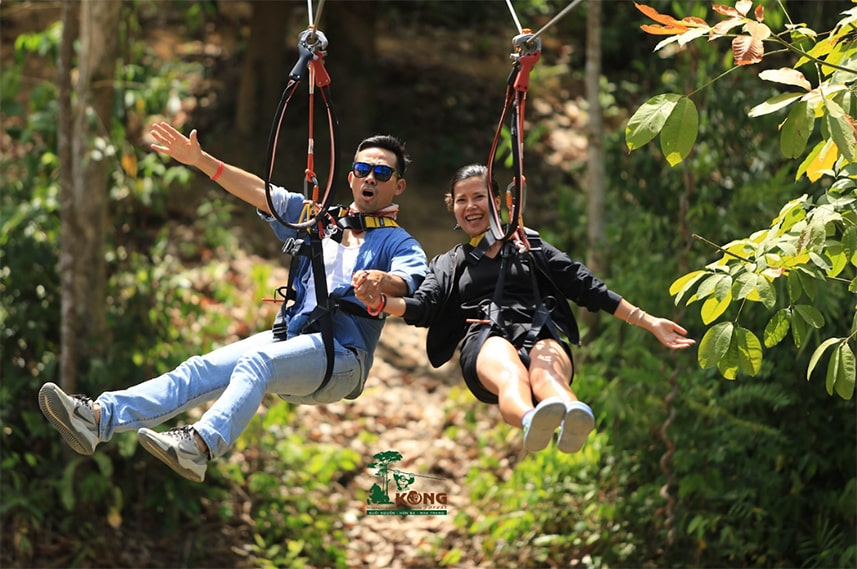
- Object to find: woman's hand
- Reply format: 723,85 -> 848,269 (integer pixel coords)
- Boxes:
649,318 -> 696,350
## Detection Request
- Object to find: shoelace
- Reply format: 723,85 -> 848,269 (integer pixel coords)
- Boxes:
164,425 -> 195,440
71,394 -> 96,414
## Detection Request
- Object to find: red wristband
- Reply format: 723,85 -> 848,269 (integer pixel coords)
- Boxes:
210,161 -> 224,181
367,293 -> 387,317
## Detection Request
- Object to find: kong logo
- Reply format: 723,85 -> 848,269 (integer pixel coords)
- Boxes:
365,449 -> 449,516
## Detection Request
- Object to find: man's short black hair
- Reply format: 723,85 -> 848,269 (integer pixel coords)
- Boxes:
355,135 -> 410,177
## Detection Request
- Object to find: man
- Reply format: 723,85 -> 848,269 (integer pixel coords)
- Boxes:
38,123 -> 427,482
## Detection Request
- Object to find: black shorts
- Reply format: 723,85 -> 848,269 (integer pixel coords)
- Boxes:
458,322 -> 574,405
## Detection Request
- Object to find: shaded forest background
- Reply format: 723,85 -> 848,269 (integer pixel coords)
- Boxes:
2,1 -> 855,568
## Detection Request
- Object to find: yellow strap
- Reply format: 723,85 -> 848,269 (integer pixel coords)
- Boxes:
362,216 -> 399,229
469,231 -> 487,247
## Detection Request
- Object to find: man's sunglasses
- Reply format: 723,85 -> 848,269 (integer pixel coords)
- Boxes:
352,162 -> 399,182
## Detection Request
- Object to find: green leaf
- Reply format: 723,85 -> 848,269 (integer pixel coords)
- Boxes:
660,96 -> 699,166
701,290 -> 732,324
626,93 -> 682,151
826,248 -> 847,278
843,225 -> 857,266
735,326 -> 763,377
748,92 -> 803,117
796,139 -> 825,181
824,101 -> 857,162
797,269 -> 817,300
791,310 -> 808,348
669,270 -> 708,305
732,272 -> 757,300
780,100 -> 814,159
834,343 -> 856,400
825,345 -> 840,396
764,309 -> 791,348
807,337 -> 840,380
718,339 -> 741,380
699,322 -> 734,369
787,270 -> 803,303
696,274 -> 730,301
755,276 -> 776,310
842,225 -> 857,267
794,304 -> 825,328
772,196 -> 808,233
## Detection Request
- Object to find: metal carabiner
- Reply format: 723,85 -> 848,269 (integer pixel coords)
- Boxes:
290,28 -> 329,81
509,29 -> 541,93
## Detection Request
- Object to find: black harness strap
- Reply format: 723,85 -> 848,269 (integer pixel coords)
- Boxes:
468,230 -> 579,365
274,207 -> 398,389
274,228 -> 336,387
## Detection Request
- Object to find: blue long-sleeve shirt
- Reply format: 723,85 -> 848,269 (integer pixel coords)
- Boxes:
259,185 -> 427,374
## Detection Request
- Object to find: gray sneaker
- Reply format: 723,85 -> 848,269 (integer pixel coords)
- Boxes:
557,401 -> 595,454
38,382 -> 100,455
522,397 -> 567,452
138,426 -> 208,482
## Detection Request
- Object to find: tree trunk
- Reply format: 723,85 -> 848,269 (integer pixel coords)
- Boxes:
581,0 -> 606,343
60,0 -> 120,390
58,0 -> 79,393
235,1 -> 292,139
322,1 -> 377,156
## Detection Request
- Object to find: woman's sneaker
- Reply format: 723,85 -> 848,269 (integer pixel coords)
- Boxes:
522,397 -> 567,452
137,426 -> 208,482
557,401 -> 595,454
38,382 -> 100,455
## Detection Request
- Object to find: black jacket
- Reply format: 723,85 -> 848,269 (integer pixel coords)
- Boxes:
402,230 -> 623,368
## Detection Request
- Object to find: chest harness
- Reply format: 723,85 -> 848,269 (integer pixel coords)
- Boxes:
270,207 -> 398,388
465,230 -> 580,364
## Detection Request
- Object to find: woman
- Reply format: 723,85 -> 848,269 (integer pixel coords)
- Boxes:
353,164 -> 694,454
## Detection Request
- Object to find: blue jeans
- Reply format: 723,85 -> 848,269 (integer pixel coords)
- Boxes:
96,331 -> 366,458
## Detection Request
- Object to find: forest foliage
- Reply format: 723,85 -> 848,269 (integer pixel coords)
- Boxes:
627,0 -> 857,400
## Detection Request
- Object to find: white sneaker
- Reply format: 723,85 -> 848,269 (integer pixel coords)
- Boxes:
38,382 -> 100,455
557,401 -> 595,454
522,397 -> 567,452
138,426 -> 208,482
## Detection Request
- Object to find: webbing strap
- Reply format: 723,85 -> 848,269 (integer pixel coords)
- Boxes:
306,233 -> 336,387
275,230 -> 335,387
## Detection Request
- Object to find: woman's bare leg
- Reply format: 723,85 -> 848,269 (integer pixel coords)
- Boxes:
528,339 -> 575,403
475,336 -> 534,428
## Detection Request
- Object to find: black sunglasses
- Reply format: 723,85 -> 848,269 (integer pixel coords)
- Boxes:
352,161 -> 398,182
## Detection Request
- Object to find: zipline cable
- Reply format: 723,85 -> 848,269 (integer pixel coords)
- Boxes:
530,0 -> 585,42
505,0 -> 523,34
487,0 -> 586,247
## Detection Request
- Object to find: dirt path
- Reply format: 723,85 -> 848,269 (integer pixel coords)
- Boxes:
296,318 -> 492,567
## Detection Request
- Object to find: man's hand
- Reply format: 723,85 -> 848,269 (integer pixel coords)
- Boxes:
150,122 -> 203,167
352,270 -> 384,306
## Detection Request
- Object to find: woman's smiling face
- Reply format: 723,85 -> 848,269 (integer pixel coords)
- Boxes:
452,176 -> 498,238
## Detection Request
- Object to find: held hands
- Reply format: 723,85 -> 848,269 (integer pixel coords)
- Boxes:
150,122 -> 203,167
352,270 -> 385,312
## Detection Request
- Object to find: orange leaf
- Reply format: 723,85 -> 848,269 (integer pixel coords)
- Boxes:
681,16 -> 709,27
712,4 -> 742,17
732,35 -> 764,65
634,2 -> 684,26
641,23 -> 689,35
754,4 -> 765,22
